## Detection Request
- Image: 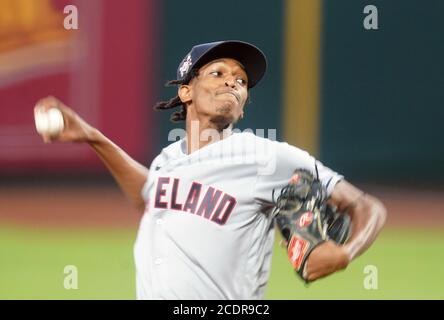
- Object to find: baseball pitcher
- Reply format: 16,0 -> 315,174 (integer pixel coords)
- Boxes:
34,40 -> 387,299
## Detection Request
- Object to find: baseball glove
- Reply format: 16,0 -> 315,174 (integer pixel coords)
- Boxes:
272,168 -> 351,282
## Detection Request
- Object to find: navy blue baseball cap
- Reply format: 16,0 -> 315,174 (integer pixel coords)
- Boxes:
176,40 -> 267,88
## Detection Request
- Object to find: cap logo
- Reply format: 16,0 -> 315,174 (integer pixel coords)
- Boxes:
179,54 -> 192,78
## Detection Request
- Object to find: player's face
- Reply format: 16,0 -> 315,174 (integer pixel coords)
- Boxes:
188,58 -> 249,127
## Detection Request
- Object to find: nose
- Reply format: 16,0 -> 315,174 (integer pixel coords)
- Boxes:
225,81 -> 236,88
224,76 -> 237,88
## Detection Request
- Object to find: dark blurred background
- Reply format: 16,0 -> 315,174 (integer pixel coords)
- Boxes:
1,0 -> 443,186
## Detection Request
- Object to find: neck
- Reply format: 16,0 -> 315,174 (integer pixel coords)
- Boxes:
185,117 -> 232,154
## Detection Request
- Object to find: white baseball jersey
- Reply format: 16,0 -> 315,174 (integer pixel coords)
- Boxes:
133,131 -> 343,299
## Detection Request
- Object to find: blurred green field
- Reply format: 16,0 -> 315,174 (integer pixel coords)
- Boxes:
0,224 -> 443,300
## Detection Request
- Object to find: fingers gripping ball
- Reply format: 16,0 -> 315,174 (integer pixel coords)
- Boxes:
34,108 -> 65,137
272,169 -> 351,282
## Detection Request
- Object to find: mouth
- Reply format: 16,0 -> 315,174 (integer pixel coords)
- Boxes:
217,90 -> 240,102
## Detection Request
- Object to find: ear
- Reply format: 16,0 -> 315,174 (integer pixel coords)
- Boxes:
178,85 -> 192,104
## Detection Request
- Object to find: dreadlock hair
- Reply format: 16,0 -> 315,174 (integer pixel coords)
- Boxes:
153,69 -> 200,122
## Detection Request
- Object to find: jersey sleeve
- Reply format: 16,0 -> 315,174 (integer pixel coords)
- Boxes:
141,174 -> 150,203
253,140 -> 343,204
140,155 -> 162,202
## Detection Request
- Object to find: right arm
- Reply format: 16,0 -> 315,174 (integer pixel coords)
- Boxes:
88,130 -> 149,212
34,96 -> 149,213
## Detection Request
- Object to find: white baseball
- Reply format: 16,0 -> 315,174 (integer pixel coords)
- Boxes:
34,108 -> 65,137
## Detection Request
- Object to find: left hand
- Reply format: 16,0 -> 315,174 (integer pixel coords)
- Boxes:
305,241 -> 350,282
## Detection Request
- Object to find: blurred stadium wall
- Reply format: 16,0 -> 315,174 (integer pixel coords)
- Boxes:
319,0 -> 444,184
0,0 -> 443,186
0,0 -> 155,178
285,0 -> 444,185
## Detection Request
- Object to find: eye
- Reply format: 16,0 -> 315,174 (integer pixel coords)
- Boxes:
210,71 -> 222,77
237,78 -> 247,86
